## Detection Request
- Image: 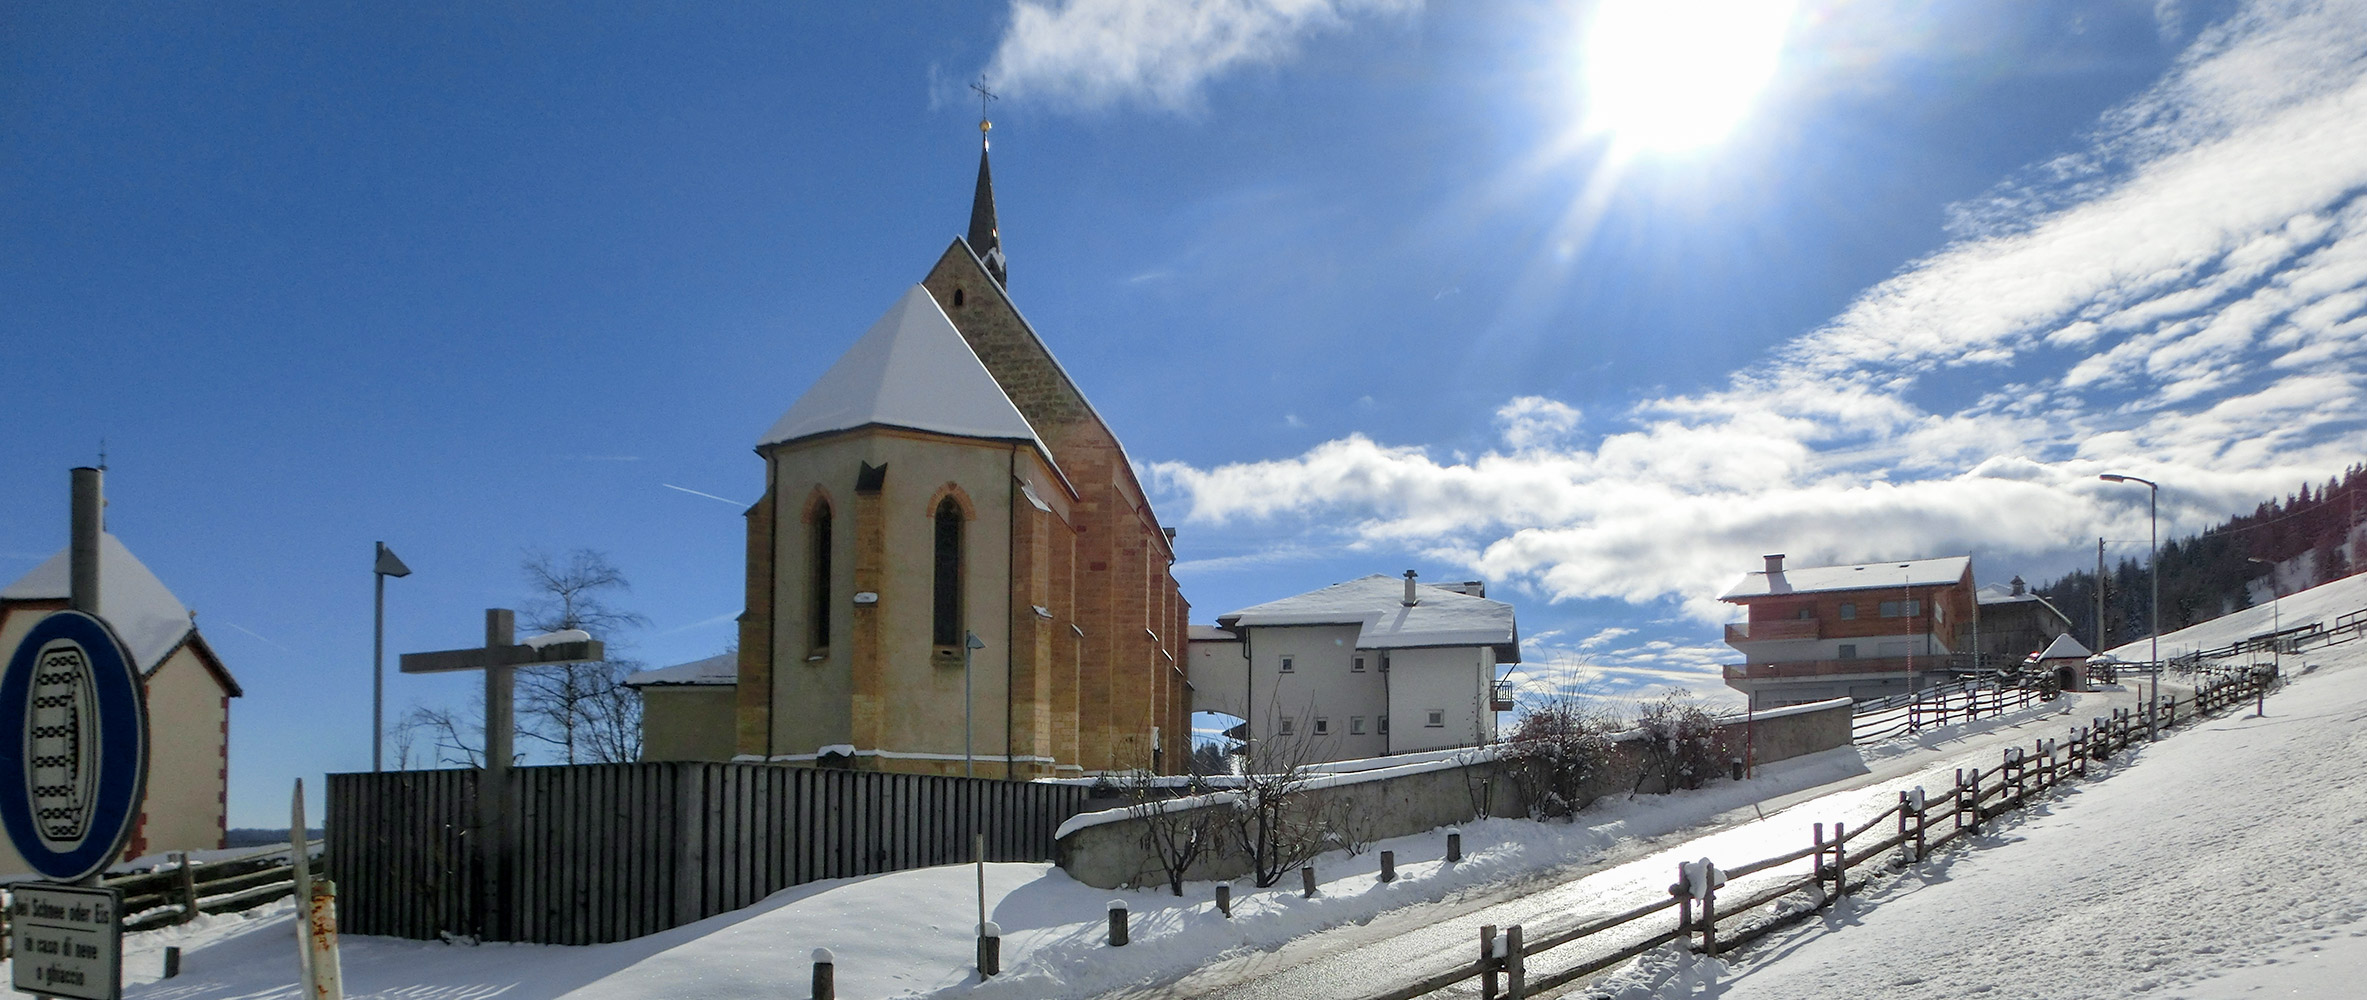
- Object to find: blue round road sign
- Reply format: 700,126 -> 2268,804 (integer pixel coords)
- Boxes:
0,610 -> 149,881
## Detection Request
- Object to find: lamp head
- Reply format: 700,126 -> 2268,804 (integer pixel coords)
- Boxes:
2098,474 -> 2128,483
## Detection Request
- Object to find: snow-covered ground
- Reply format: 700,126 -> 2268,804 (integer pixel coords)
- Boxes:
1586,573 -> 2367,999
59,574 -> 2367,1000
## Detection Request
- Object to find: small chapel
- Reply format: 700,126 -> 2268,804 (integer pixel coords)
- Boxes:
700,119 -> 1192,778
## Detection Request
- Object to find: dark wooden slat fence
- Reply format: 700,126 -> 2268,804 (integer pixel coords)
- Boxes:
327,762 -> 1091,945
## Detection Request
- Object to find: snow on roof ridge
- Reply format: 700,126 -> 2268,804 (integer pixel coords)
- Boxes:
624,650 -> 738,687
755,285 -> 1054,467
1216,574 -> 1519,657
0,532 -> 194,672
1721,555 -> 1972,601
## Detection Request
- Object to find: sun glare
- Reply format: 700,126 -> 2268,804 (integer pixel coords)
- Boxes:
1582,0 -> 1797,153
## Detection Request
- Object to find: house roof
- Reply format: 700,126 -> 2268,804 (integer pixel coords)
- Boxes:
756,284 -> 1055,468
1216,575 -> 1521,661
1720,556 -> 1972,601
622,651 -> 737,688
4,532 -> 193,672
1186,624 -> 1235,642
1978,582 -> 2075,625
2035,633 -> 2094,661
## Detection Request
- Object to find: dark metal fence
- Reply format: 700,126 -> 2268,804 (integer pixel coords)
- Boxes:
326,762 -> 1092,945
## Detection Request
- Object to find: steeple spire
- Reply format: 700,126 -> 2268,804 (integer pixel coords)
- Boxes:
967,81 -> 1007,289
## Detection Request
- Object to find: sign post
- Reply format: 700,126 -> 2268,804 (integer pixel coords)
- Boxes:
2,469 -> 149,1000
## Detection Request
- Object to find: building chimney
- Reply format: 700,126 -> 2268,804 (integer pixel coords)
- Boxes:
1763,553 -> 1784,575
1403,569 -> 1419,607
71,466 -> 103,614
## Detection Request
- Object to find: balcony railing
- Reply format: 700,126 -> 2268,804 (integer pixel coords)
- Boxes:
1725,619 -> 1821,643
1724,653 -> 1983,681
1490,680 -> 1515,712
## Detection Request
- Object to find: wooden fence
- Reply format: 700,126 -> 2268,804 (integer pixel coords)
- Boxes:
326,761 -> 1092,945
1363,667 -> 2273,999
1851,681 -> 2050,743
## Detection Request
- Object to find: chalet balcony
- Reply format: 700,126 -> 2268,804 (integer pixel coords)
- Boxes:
1724,654 -> 1979,682
1725,619 -> 1821,643
1490,680 -> 1515,712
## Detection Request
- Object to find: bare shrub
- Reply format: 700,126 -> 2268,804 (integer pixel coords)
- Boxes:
1229,717 -> 1330,887
1502,696 -> 1615,819
1118,770 -> 1227,896
1632,690 -> 1731,795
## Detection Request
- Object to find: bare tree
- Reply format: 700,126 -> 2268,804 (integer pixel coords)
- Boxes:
1228,714 -> 1330,888
516,549 -> 650,764
1119,770 -> 1227,896
1502,692 -> 1616,820
398,702 -> 487,769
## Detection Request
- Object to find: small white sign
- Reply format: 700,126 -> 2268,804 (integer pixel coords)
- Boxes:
9,883 -> 122,1000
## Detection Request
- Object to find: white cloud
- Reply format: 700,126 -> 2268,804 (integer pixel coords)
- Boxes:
1147,1 -> 2367,626
984,0 -> 1419,112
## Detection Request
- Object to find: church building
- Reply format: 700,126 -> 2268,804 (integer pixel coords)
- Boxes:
722,121 -> 1191,778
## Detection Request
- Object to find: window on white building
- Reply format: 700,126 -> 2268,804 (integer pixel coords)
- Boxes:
1352,655 -> 1366,672
1838,644 -> 1857,659
1378,715 -> 1390,734
1425,709 -> 1444,728
1351,717 -> 1366,734
1278,718 -> 1294,735
1838,603 -> 1856,620
1280,655 -> 1294,673
1314,717 -> 1329,735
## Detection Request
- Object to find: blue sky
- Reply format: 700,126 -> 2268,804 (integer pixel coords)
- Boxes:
7,0 -> 2365,826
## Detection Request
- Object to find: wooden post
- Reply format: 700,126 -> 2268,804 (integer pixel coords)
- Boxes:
176,851 -> 199,925
812,948 -> 835,1000
977,920 -> 1001,978
163,946 -> 181,979
1301,865 -> 1317,898
1216,883 -> 1232,918
1699,876 -> 1719,956
1480,924 -> 1500,1000
305,880 -> 343,1000
1447,829 -> 1463,863
1896,790 -> 1911,860
1380,851 -> 1396,883
1505,924 -> 1526,999
1833,822 -> 1848,896
1812,823 -> 1828,899
1107,900 -> 1129,947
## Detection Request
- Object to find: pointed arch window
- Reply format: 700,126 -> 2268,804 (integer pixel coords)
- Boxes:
809,503 -> 833,653
933,497 -> 964,647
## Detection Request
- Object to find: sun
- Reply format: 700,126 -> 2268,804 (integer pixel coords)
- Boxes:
1581,0 -> 1797,154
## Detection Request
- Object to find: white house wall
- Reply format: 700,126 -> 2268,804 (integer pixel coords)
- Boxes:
1729,630 -> 1954,663
1385,645 -> 1498,753
1185,638 -> 1247,720
1240,624 -> 1388,761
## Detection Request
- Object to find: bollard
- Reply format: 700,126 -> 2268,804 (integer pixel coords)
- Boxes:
1301,865 -> 1317,898
812,947 -> 835,1000
1380,851 -> 1396,883
1446,827 -> 1463,863
1216,883 -> 1232,918
1730,757 -> 1745,781
977,921 -> 1001,978
164,946 -> 181,979
1108,900 -> 1129,947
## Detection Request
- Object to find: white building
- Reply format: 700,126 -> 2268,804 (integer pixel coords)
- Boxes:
1188,573 -> 1518,763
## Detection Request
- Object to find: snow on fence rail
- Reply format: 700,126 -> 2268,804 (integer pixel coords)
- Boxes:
1359,667 -> 2274,1000
0,841 -> 322,953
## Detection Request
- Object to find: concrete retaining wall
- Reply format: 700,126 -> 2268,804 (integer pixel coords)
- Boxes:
1057,698 -> 1851,889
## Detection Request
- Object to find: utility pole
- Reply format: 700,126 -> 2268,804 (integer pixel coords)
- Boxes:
2096,537 -> 2107,654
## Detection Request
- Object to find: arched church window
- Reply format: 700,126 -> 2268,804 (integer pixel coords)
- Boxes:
809,504 -> 832,653
933,497 -> 963,647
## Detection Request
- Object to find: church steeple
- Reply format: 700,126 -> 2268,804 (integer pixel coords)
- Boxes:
966,84 -> 1007,289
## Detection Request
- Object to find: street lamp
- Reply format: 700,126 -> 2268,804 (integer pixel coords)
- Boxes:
2246,556 -> 2282,675
2099,474 -> 2159,738
963,630 -> 986,779
372,541 -> 412,772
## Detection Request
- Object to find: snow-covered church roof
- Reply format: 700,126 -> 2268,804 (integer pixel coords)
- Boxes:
2,532 -> 201,675
757,285 -> 1054,470
623,650 -> 737,688
1216,575 -> 1521,661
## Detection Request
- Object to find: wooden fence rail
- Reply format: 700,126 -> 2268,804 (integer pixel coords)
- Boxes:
1369,666 -> 2274,999
326,761 -> 1092,945
1852,683 -> 2049,744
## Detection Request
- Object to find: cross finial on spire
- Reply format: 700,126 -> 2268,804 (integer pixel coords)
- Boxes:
970,79 -> 998,148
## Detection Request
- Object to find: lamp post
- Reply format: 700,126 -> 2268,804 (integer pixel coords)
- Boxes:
2099,474 -> 2159,738
964,630 -> 986,778
2246,556 -> 2281,673
372,541 -> 412,772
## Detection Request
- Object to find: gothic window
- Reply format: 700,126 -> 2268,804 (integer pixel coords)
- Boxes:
810,503 -> 833,652
933,497 -> 964,647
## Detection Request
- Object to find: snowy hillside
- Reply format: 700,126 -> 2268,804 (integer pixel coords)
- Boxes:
1590,573 -> 2367,998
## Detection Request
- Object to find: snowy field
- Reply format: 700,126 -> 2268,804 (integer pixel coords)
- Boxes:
41,574 -> 2367,1000
1587,573 -> 2367,999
